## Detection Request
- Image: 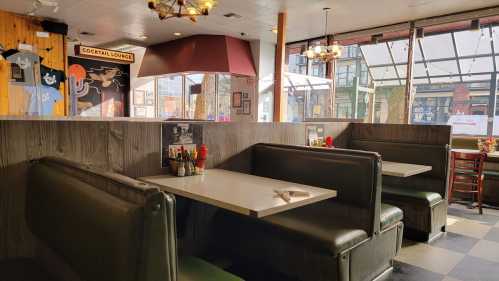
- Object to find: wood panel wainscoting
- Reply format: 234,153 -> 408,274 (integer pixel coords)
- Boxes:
0,10 -> 67,116
0,118 -> 350,260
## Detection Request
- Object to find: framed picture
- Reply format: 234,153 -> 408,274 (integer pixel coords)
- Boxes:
243,100 -> 251,115
232,92 -> 242,108
134,90 -> 145,105
145,90 -> 154,105
242,92 -> 249,99
134,106 -> 146,117
306,125 -> 325,146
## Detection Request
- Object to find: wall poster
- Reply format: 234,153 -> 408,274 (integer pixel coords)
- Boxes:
306,124 -> 325,146
68,56 -> 130,117
161,123 -> 203,168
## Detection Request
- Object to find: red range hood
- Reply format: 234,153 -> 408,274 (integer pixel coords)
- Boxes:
138,35 -> 256,77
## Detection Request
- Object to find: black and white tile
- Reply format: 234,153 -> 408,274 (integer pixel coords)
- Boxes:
388,204 -> 499,281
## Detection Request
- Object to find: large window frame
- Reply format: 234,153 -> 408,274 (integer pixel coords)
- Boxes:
286,9 -> 499,137
131,72 -> 234,121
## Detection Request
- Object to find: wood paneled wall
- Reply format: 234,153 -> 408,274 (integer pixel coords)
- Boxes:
0,10 -> 67,116
0,119 -> 350,260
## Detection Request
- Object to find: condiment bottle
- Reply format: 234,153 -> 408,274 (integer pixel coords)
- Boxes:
177,160 -> 185,177
196,144 -> 208,174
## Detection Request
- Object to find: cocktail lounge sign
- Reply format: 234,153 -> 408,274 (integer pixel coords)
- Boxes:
74,45 -> 135,64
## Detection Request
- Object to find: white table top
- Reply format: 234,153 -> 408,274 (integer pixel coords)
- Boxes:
452,148 -> 499,159
382,161 -> 433,177
140,169 -> 336,218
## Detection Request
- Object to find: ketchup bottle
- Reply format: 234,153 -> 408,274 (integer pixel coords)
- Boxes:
196,144 -> 208,174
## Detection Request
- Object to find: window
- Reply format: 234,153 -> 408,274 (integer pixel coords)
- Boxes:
157,75 -> 183,118
409,25 -> 497,136
131,78 -> 155,118
284,72 -> 333,121
217,74 -> 231,122
334,43 -> 375,120
286,42 -> 308,75
361,38 -> 409,123
184,74 -> 216,120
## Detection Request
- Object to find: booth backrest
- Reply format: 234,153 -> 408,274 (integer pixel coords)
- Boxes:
350,140 -> 448,180
252,143 -> 382,234
349,140 -> 449,197
26,158 -> 177,281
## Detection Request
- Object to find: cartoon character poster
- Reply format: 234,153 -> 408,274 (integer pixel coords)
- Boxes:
68,56 -> 130,117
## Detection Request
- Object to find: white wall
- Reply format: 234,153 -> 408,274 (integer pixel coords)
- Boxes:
250,40 -> 275,122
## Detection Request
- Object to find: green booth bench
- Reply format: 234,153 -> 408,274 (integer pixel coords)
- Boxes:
213,144 -> 404,281
0,157 -> 242,281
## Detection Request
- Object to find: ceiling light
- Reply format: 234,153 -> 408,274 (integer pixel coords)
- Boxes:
148,0 -> 215,22
303,8 -> 342,62
173,32 -> 182,36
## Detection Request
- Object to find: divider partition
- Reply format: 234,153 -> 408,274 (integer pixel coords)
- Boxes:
0,118 -> 350,260
0,119 -> 452,259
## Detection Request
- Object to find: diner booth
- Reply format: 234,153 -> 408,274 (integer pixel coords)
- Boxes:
0,118 -> 451,281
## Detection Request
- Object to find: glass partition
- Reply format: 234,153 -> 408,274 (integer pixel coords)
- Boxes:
217,74 -> 231,122
157,75 -> 183,118
131,78 -> 155,118
184,74 -> 216,120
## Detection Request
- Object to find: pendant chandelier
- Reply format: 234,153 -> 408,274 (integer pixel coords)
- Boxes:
304,8 -> 342,62
147,0 -> 215,22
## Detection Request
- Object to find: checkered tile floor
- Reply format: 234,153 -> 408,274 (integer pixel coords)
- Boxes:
388,204 -> 499,281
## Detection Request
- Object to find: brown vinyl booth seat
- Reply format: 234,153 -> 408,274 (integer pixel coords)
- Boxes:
0,157 -> 243,281
213,144 -> 404,281
349,140 -> 450,241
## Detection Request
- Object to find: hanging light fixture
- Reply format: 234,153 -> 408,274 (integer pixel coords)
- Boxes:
147,0 -> 215,22
303,8 -> 342,62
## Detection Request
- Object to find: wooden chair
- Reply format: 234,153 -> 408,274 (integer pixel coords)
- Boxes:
449,151 -> 486,214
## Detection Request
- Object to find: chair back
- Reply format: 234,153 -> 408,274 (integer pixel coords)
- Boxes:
450,151 -> 486,192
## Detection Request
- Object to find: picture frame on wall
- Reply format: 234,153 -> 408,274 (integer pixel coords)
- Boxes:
134,90 -> 145,105
242,92 -> 249,99
134,106 -> 147,117
232,92 -> 242,108
243,100 -> 251,115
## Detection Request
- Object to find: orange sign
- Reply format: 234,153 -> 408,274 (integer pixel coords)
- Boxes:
74,45 -> 135,64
